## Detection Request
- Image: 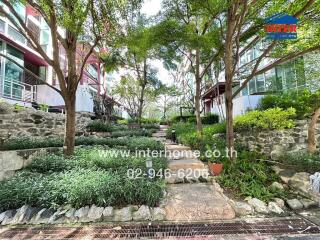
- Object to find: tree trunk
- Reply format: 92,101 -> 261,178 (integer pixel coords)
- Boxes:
137,59 -> 147,127
195,48 -> 203,132
63,96 -> 76,156
308,107 -> 320,153
224,6 -> 236,160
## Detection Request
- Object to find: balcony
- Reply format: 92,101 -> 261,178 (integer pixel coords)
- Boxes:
2,77 -> 37,102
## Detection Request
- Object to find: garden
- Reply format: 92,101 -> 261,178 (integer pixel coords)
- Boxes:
0,121 -> 167,216
166,92 -> 320,204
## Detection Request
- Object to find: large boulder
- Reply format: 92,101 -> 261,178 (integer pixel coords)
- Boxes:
102,207 -> 114,221
10,205 -> 39,224
132,205 -> 151,221
268,202 -> 284,215
232,201 -> 254,216
31,209 -> 55,224
87,205 -> 104,222
247,198 -> 268,214
286,199 -> 304,210
152,207 -> 166,221
74,206 -> 90,222
1,210 -> 17,225
114,207 -> 132,222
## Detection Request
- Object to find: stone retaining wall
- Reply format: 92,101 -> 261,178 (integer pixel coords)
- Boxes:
0,105 -> 93,139
235,120 -> 320,158
0,147 -> 61,181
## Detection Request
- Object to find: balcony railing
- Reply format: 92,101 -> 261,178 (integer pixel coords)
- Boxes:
2,77 -> 37,102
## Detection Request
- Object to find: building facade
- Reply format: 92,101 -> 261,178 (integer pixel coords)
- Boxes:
201,42 -> 316,120
0,3 -> 107,113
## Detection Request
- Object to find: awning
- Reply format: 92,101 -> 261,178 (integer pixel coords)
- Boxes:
0,33 -> 48,66
202,81 -> 240,100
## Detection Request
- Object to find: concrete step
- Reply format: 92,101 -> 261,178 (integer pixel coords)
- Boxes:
164,183 -> 235,221
152,132 -> 167,137
165,168 -> 209,184
168,159 -> 205,171
166,144 -> 191,151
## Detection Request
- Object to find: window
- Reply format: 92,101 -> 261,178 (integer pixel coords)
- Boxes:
256,74 -> 265,92
249,78 -> 256,94
8,26 -> 26,44
3,45 -> 24,99
0,19 -> 5,33
265,69 -> 277,92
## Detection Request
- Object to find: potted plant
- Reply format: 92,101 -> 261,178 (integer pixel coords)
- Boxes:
208,160 -> 223,176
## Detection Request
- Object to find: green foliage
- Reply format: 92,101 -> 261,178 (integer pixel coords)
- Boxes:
117,119 -> 129,125
1,136 -> 164,151
258,90 -> 320,119
0,169 -> 165,211
217,152 -> 287,202
0,143 -> 167,211
277,152 -> 320,173
201,113 -> 219,125
39,104 -> 49,112
86,121 -> 114,132
234,108 -> 296,131
0,137 -> 63,150
167,122 -> 227,161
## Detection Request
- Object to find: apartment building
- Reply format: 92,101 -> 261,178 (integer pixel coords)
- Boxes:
201,42 -> 317,120
0,3 -> 107,113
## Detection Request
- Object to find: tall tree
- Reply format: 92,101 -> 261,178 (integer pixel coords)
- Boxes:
218,0 -> 320,158
152,0 -> 225,132
102,14 -> 161,125
0,0 -> 138,155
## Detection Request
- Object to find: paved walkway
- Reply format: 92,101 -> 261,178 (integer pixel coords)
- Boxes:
152,126 -> 235,222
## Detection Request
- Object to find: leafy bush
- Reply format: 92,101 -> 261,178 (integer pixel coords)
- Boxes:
1,136 -> 163,151
277,151 -> 320,173
0,169 -> 165,211
201,113 -> 219,124
217,152 -> 287,202
1,137 -> 63,150
117,119 -> 129,125
27,147 -> 167,175
171,115 -> 195,123
258,90 -> 320,119
234,107 -> 296,131
86,121 -> 114,132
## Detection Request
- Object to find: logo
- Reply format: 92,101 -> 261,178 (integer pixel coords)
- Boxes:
264,13 -> 298,40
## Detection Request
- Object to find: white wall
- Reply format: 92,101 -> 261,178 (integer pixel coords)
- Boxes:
36,85 -> 94,112
210,95 -> 264,121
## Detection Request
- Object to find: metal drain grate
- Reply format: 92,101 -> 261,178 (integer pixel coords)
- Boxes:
0,218 -> 319,239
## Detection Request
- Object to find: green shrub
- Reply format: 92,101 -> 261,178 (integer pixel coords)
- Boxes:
217,152 -> 287,202
1,136 -> 163,151
277,152 -> 320,173
234,107 -> 296,131
171,115 -> 195,123
1,137 -> 63,150
258,90 -> 320,119
201,113 -> 219,124
27,148 -> 167,175
87,121 -> 113,132
0,169 -> 165,211
117,119 -> 128,125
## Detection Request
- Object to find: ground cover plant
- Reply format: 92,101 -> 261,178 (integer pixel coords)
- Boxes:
234,107 -> 296,131
0,136 -> 164,151
277,151 -> 320,173
0,147 -> 167,211
217,151 -> 288,202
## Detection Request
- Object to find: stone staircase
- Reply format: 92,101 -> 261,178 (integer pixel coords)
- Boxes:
153,125 -> 208,184
152,125 -> 235,221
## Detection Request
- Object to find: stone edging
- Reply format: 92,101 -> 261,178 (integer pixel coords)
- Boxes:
0,205 -> 166,226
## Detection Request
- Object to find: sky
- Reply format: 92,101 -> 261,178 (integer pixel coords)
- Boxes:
141,0 -> 173,86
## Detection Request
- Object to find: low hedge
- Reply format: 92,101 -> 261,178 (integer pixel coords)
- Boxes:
277,151 -> 320,173
1,136 -> 164,151
27,147 -> 167,174
217,151 -> 287,202
0,169 -> 165,211
234,107 -> 296,131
